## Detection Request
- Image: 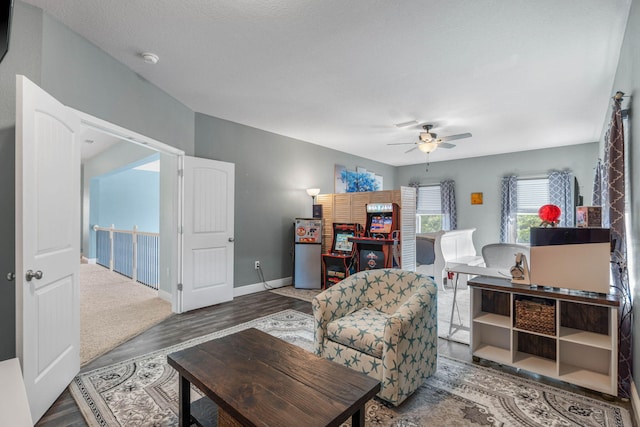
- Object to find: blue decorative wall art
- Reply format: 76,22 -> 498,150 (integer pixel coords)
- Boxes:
334,165 -> 383,193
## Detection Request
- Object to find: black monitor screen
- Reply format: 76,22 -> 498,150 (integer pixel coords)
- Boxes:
0,1 -> 12,64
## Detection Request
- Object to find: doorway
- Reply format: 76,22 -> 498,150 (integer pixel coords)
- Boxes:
79,143 -> 171,365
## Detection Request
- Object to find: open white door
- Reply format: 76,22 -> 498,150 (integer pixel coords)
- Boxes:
15,75 -> 81,422
181,156 -> 235,311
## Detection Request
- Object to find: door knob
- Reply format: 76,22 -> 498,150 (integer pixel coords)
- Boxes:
6,272 -> 15,281
228,237 -> 235,242
25,270 -> 43,281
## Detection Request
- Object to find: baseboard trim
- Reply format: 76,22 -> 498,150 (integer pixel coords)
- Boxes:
234,276 -> 292,297
631,380 -> 640,426
82,257 -> 97,264
158,289 -> 172,303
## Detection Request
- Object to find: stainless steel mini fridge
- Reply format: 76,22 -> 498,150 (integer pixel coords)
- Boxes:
293,218 -> 322,289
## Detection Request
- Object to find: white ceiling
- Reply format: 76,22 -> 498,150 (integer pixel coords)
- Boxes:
25,0 -> 632,166
79,126 -> 120,161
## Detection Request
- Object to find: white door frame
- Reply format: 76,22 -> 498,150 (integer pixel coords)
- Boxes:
70,109 -> 186,312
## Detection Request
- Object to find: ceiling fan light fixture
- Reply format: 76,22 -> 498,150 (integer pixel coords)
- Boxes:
419,132 -> 433,142
418,141 -> 438,153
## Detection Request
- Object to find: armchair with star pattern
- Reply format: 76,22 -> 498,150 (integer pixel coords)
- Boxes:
312,268 -> 437,406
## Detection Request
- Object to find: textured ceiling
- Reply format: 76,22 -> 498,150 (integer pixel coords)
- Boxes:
24,0 -> 632,166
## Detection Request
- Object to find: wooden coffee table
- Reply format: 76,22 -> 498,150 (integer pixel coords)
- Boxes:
167,327 -> 380,427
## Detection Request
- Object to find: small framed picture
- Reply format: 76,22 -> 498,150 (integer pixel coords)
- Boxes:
471,192 -> 483,205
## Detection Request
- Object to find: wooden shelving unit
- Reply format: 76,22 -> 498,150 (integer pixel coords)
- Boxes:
468,276 -> 620,396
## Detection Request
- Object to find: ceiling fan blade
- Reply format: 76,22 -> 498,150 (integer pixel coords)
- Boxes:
438,142 -> 456,149
405,146 -> 419,154
387,142 -> 416,146
394,120 -> 419,128
438,132 -> 472,142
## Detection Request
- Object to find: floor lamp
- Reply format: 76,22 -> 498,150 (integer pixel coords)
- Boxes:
306,188 -> 322,218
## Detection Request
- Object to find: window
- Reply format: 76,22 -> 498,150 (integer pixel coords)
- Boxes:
416,185 -> 442,233
516,178 -> 549,243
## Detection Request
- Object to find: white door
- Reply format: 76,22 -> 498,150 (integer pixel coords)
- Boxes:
181,156 -> 235,311
15,75 -> 81,422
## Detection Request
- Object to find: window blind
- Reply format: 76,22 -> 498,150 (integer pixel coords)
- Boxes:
517,178 -> 549,213
416,185 -> 441,214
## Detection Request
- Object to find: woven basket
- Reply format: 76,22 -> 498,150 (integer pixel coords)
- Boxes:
515,299 -> 555,335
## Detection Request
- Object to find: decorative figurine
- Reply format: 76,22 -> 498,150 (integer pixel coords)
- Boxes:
538,204 -> 561,227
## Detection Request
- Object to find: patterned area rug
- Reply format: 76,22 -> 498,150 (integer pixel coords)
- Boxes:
70,310 -> 632,426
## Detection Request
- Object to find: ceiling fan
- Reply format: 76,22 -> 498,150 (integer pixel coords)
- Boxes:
388,124 -> 472,154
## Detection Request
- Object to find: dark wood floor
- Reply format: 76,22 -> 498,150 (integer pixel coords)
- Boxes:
35,290 -> 634,426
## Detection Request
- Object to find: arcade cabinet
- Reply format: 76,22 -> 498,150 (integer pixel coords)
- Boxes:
349,203 -> 400,271
321,223 -> 361,289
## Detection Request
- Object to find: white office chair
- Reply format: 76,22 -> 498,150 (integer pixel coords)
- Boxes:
481,243 -> 530,269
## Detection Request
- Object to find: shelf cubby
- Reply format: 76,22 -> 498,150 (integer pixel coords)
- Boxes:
473,311 -> 510,328
516,331 -> 556,361
513,352 -> 558,378
559,327 -> 612,350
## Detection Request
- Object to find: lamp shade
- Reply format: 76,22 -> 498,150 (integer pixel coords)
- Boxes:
417,142 -> 438,153
306,188 -> 320,197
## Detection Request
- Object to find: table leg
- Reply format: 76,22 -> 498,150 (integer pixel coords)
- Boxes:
178,374 -> 191,427
448,273 -> 460,338
352,406 -> 364,427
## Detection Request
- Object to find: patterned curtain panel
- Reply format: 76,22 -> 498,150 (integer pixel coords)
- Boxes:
499,176 -> 518,243
592,159 -> 604,207
601,157 -> 611,228
604,95 -> 632,398
440,180 -> 457,231
409,181 -> 420,208
548,171 -> 574,227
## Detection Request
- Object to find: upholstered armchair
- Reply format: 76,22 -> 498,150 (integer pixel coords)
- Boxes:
312,269 -> 437,406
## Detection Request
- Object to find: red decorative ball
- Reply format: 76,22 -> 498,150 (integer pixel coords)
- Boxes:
538,204 -> 561,223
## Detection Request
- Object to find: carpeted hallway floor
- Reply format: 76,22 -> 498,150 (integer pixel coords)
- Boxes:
80,264 -> 172,366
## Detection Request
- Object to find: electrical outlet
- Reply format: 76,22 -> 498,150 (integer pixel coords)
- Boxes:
254,261 -> 260,270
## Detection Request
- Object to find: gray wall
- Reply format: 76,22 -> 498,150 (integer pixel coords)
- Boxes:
0,1 -> 43,361
194,114 -> 397,288
608,0 -> 640,390
396,143 -> 599,253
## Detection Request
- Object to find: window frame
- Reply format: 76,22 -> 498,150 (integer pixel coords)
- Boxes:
515,177 -> 549,244
415,184 -> 443,233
